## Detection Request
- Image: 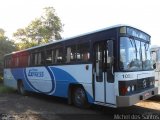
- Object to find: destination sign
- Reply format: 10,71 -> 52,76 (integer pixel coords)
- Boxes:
127,27 -> 150,41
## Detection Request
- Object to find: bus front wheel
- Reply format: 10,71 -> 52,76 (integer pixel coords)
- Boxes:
17,81 -> 27,96
72,87 -> 89,108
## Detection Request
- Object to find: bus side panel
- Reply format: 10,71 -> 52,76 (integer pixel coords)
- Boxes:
4,69 -> 17,89
10,68 -> 32,91
4,64 -> 94,103
4,68 -> 37,92
48,64 -> 94,103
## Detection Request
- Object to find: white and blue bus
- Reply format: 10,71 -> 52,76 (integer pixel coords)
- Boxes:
4,25 -> 158,108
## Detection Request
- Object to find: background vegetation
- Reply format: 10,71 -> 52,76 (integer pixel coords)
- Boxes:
0,6 -> 63,82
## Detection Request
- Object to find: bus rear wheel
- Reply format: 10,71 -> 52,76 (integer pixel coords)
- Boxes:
17,81 -> 27,96
72,87 -> 89,108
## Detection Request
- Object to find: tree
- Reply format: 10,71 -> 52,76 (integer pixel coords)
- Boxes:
0,28 -> 17,80
13,7 -> 63,50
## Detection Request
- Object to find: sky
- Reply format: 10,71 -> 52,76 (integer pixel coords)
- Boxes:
0,0 -> 160,46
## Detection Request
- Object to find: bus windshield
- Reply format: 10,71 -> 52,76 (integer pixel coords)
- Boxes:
120,37 -> 153,71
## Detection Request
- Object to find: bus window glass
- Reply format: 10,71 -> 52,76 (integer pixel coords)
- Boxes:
65,45 -> 76,63
77,43 -> 90,62
141,43 -> 153,70
120,37 -> 142,71
16,57 -> 19,67
32,51 -> 44,66
55,47 -> 64,63
28,55 -> 30,66
120,37 -> 152,71
46,49 -> 52,64
66,47 -> 71,63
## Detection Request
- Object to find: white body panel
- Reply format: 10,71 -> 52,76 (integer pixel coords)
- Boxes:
94,73 -> 105,102
54,64 -> 92,84
25,67 -> 55,93
94,73 -> 116,105
3,69 -> 17,89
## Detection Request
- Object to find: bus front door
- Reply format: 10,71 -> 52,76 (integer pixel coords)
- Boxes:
94,42 -> 105,102
94,40 -> 115,104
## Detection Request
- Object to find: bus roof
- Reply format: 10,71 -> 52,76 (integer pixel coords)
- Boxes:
5,24 -> 148,56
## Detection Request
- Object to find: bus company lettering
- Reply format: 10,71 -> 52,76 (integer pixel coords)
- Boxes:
28,69 -> 44,77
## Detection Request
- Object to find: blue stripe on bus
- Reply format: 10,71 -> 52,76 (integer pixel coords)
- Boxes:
11,68 -> 32,91
50,67 -> 94,103
49,67 -> 76,97
11,67 -> 94,103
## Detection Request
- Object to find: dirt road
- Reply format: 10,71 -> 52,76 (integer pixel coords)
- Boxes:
0,92 -> 159,120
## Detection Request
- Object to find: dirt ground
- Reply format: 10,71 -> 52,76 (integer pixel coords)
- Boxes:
0,91 -> 160,120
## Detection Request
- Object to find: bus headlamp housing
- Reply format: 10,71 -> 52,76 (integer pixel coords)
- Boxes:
127,85 -> 135,92
131,85 -> 135,91
119,77 -> 155,96
119,80 -> 137,95
127,86 -> 131,92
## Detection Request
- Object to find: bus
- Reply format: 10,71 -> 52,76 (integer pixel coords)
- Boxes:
151,46 -> 160,94
3,25 -> 158,108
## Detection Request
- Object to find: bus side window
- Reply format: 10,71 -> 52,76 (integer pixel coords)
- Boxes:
32,53 -> 37,66
77,42 -> 90,62
46,49 -> 53,65
28,55 -> 31,66
15,57 -> 19,67
66,47 -> 71,63
65,45 -> 76,63
107,40 -> 114,83
55,47 -> 64,64
4,57 -> 11,68
32,51 -> 45,66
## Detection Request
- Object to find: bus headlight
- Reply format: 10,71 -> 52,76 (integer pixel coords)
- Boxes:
131,85 -> 135,91
127,86 -> 131,92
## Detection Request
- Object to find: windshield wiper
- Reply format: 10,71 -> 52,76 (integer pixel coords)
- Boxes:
145,43 -> 149,51
129,37 -> 138,59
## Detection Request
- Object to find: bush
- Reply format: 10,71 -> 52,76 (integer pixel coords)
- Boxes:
0,84 -> 15,93
0,74 -> 3,83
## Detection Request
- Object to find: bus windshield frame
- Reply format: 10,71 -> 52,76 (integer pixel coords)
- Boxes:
119,36 -> 153,71
119,27 -> 153,71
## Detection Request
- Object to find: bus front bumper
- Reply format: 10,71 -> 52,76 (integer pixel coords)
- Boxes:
116,87 -> 158,107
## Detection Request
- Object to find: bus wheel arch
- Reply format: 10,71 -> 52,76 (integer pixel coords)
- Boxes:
68,84 -> 90,108
17,80 -> 27,96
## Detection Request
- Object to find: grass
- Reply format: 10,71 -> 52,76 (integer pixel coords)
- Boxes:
0,83 -> 15,93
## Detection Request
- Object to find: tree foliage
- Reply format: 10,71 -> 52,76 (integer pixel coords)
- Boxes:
13,7 -> 63,50
0,28 -> 16,78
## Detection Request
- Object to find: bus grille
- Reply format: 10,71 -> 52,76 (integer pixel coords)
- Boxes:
137,77 -> 154,90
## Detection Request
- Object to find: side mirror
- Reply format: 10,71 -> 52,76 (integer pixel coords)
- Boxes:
153,63 -> 156,69
111,56 -> 114,65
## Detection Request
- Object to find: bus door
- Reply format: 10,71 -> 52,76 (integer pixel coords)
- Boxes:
94,40 -> 114,104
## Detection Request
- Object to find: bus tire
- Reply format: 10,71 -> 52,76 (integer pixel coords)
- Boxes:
72,87 -> 89,108
17,81 -> 27,96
